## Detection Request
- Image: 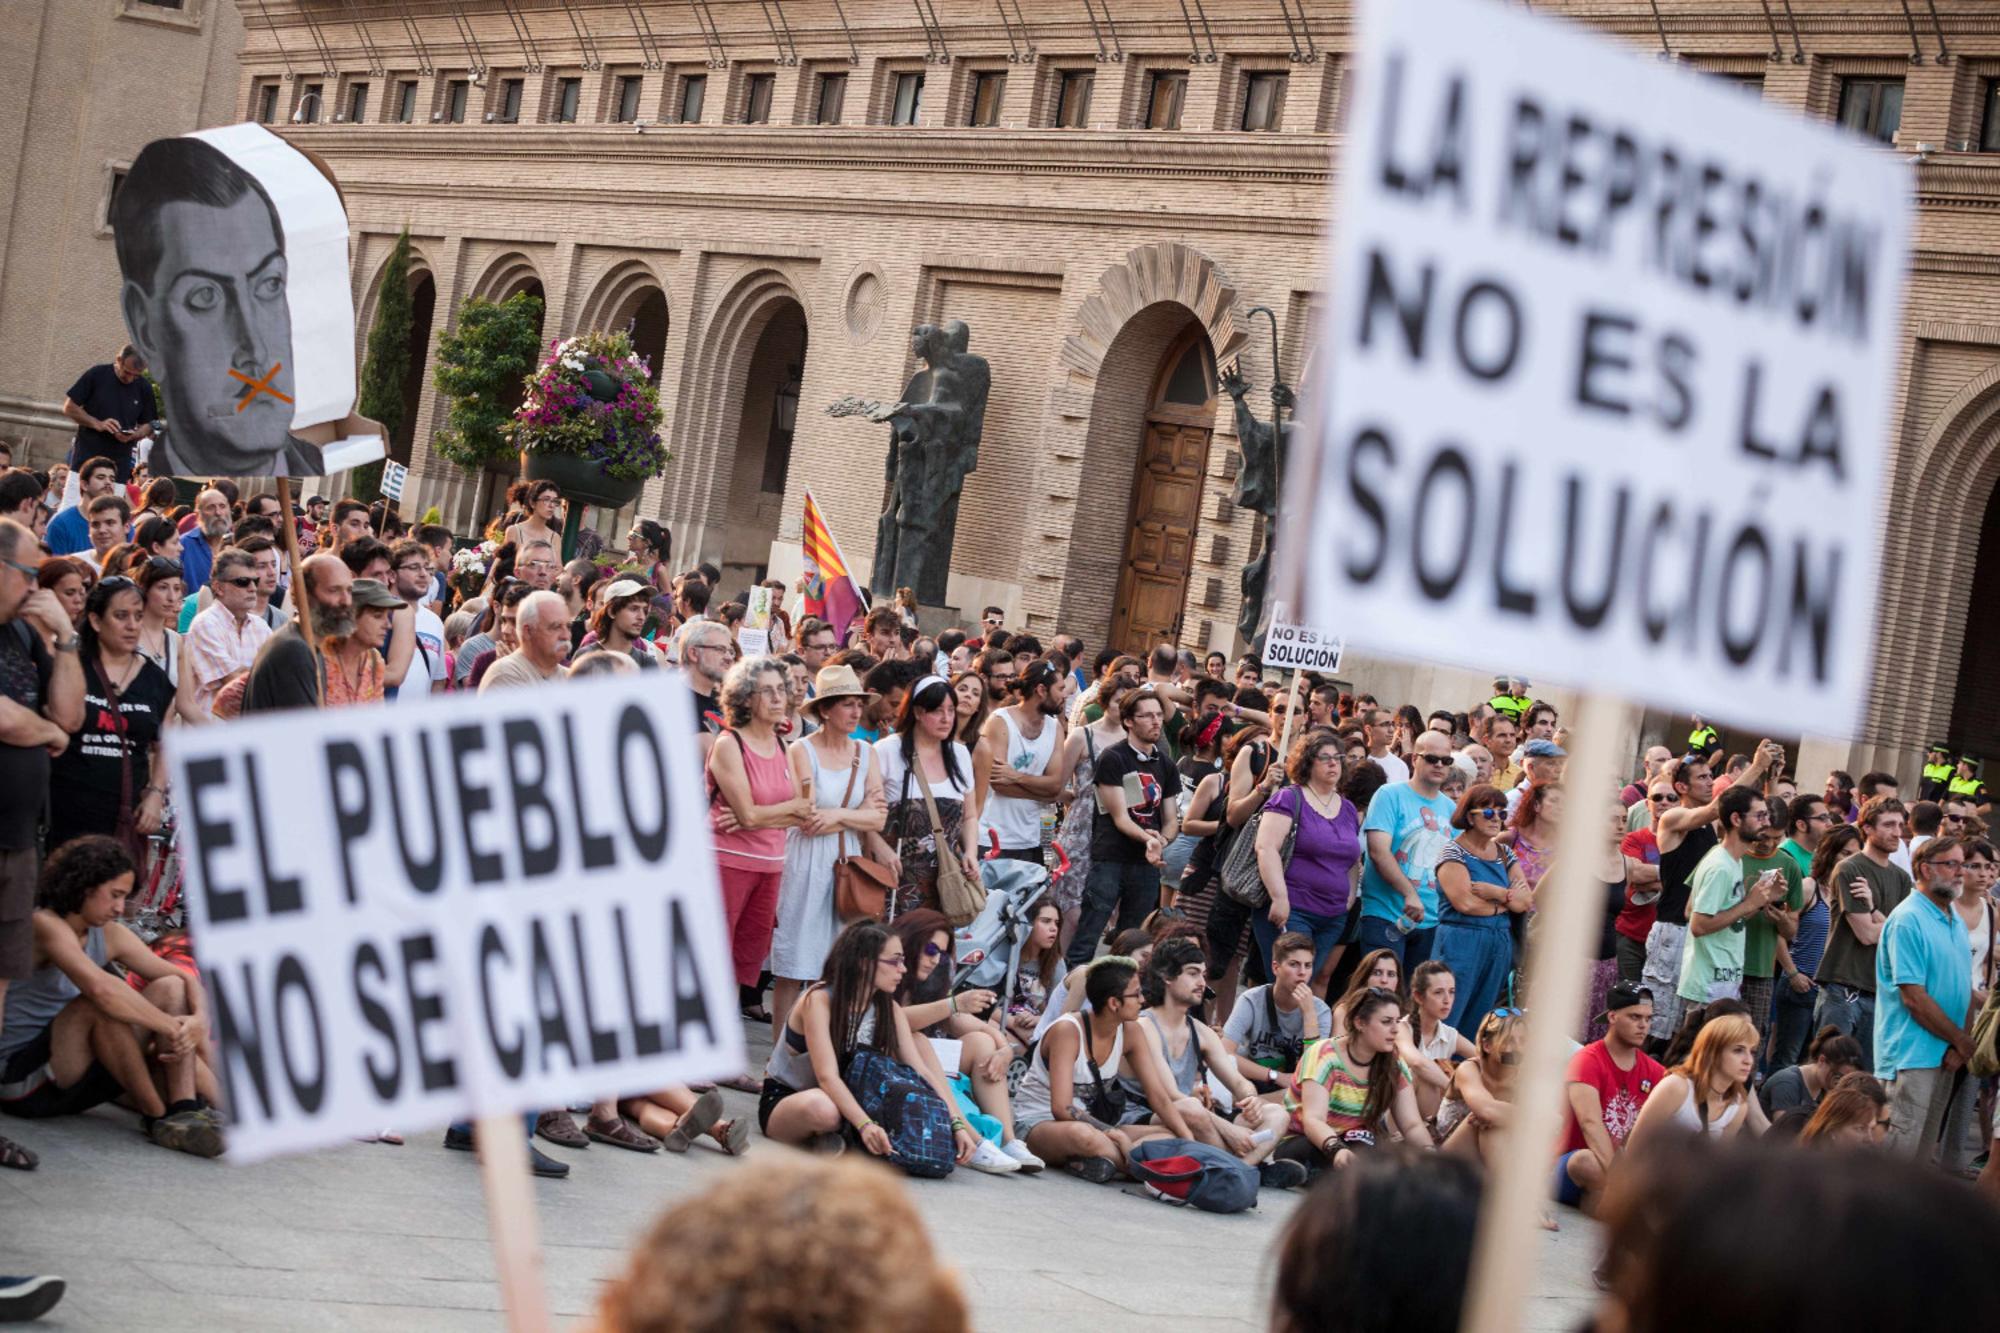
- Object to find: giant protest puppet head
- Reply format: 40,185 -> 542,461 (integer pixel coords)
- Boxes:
113,125 -> 382,479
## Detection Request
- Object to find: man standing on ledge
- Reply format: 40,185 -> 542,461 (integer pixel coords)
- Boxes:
60,346 -> 154,482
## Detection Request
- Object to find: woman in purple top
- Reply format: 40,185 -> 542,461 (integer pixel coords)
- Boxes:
1253,728 -> 1363,978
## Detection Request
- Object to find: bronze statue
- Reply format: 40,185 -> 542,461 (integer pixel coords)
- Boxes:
1221,364 -> 1294,648
828,321 -> 990,606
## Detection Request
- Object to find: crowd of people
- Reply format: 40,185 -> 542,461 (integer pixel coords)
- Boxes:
0,408 -> 1996,1321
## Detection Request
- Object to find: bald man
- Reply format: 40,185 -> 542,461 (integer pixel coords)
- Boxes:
242,553 -> 352,713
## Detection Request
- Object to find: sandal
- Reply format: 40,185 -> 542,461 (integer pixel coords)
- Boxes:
534,1110 -> 589,1150
717,1072 -> 763,1094
0,1136 -> 35,1171
663,1089 -> 724,1153
585,1117 -> 660,1153
713,1116 -> 751,1156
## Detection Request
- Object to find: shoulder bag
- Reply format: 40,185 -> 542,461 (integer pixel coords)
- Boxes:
845,1047 -> 957,1177
1219,781 -> 1295,910
916,757 -> 988,927
831,745 -> 896,921
1971,905 -> 2000,1079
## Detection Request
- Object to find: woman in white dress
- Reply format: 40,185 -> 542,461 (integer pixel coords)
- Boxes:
771,665 -> 887,1040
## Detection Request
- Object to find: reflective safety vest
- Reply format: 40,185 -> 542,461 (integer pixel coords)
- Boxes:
1950,774 -> 1984,798
1489,694 -> 1530,720
1923,762 -> 1953,787
1688,725 -> 1720,752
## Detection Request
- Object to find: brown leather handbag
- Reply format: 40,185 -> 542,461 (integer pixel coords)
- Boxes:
831,746 -> 896,921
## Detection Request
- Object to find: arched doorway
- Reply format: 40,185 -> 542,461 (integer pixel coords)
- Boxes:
1108,323 -> 1216,654
721,299 -> 808,589
627,289 -> 669,385
1950,476 -> 2000,761
391,272 -> 437,466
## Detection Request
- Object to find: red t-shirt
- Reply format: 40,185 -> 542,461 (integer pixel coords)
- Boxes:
1559,1040 -> 1665,1155
1616,828 -> 1661,942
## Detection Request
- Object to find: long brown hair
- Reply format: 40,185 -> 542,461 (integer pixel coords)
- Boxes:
1798,1071 -> 1888,1145
1344,988 -> 1405,1128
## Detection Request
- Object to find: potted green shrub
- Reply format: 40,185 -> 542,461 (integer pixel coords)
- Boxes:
513,330 -> 667,509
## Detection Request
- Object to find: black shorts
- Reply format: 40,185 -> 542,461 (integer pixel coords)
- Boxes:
758,1078 -> 797,1133
0,1022 -> 123,1120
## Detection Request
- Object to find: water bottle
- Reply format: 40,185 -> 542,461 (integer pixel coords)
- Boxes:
1392,903 -> 1419,936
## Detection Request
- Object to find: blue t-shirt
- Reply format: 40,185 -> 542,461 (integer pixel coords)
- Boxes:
1875,891 -> 1972,1080
179,528 -> 216,594
1358,782 -> 1458,923
45,506 -> 89,556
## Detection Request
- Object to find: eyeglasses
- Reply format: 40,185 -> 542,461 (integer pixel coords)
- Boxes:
1649,793 -> 1676,804
1116,989 -> 1143,1004
922,942 -> 947,959
396,562 -> 429,574
2,558 -> 37,579
1418,753 -> 1453,765
877,954 -> 908,970
217,576 -> 257,589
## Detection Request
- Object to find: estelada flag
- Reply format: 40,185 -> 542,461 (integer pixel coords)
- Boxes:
801,490 -> 867,642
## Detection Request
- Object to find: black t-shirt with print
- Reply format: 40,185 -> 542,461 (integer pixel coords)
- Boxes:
1091,739 -> 1183,864
51,654 -> 174,805
0,623 -> 53,850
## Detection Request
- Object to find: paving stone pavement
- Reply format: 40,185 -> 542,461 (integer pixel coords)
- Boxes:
0,1027 -> 1603,1331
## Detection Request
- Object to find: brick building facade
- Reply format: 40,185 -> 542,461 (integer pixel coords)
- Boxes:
5,1 -> 2000,783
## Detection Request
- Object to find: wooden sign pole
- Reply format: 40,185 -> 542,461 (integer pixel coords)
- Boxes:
1462,691 -> 1627,1333
1277,668 -> 1302,759
274,477 -> 315,644
474,1113 -> 553,1333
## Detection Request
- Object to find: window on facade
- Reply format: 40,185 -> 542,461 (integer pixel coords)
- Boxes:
1055,70 -> 1093,128
1982,79 -> 2000,152
299,82 -> 323,123
616,75 -> 644,123
495,78 -> 522,123
814,72 -> 847,125
761,366 -> 801,494
1242,73 -> 1286,131
969,71 -> 1005,127
1147,71 -> 1187,130
107,169 -> 127,217
679,75 -> 707,124
396,80 -> 418,123
256,84 -> 278,124
347,82 -> 369,123
139,0 -> 185,7
553,77 -> 581,123
891,72 -> 924,126
1835,76 -> 1903,145
446,80 -> 469,123
744,73 -> 775,124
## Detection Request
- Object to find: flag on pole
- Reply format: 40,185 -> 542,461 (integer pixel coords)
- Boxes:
800,490 -> 867,642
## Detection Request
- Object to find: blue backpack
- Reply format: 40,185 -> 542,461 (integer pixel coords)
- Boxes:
1126,1138 -> 1260,1213
845,1048 -> 956,1178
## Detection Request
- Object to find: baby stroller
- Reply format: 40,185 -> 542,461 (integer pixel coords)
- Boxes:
951,839 -> 1065,1093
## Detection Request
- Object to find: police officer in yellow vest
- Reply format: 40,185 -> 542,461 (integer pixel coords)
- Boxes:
1687,715 -> 1720,755
1488,676 -> 1531,722
1921,743 -> 1954,801
1949,756 -> 1988,812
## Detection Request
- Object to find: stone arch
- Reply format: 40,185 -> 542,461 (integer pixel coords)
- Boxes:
663,265 -> 812,567
469,250 -> 545,303
574,258 -> 671,389
1870,361 -> 2000,757
1038,241 -> 1248,645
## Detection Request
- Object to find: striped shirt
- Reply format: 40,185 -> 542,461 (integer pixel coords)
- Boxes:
1284,1036 -> 1411,1136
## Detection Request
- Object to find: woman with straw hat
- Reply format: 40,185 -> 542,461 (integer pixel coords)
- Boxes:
770,664 -> 889,1041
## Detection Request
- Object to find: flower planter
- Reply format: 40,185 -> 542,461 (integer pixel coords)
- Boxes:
519,450 -> 644,511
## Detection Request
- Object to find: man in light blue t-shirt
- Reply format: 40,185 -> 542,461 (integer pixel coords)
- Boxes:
1875,838 -> 1975,1170
1357,731 -> 1459,967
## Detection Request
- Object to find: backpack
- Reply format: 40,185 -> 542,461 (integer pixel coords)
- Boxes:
1126,1137 -> 1260,1213
843,1047 -> 957,1178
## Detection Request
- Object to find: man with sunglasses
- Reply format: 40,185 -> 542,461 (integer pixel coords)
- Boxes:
1357,732 -> 1458,968
1616,779 -> 1675,987
1622,745 -> 1676,832
183,548 -> 270,717
1876,837 -> 1977,1169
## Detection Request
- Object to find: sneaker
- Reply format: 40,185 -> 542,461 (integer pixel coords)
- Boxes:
1000,1139 -> 1046,1173
148,1109 -> 224,1159
808,1131 -> 847,1157
526,1144 -> 570,1179
443,1127 -> 476,1153
1063,1155 -> 1117,1184
967,1138 -> 1022,1174
662,1089 -> 724,1154
0,1275 -> 65,1322
1258,1158 -> 1309,1190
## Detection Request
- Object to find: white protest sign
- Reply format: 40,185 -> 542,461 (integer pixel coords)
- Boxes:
737,584 -> 774,657
1261,605 -> 1344,674
380,460 -> 408,502
164,672 -> 743,1163
1279,0 -> 1909,734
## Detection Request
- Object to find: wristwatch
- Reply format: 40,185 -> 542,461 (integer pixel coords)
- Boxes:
52,633 -> 78,654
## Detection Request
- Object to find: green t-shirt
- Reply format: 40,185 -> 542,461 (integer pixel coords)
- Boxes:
1625,801 -> 1651,834
1778,838 -> 1812,879
1740,850 -> 1806,979
1813,852 -> 1914,993
1679,844 -> 1748,1002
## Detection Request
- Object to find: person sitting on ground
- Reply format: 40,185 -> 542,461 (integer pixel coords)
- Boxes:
1331,947 -> 1406,1034
889,908 -> 1042,1175
0,837 -> 223,1156
758,921 -> 978,1168
1554,980 -> 1665,1215
1221,931 -> 1333,1099
616,1085 -> 748,1157
1624,1012 -> 1769,1151
1433,1008 -> 1528,1167
1270,1152 -> 1483,1333
1013,955 -> 1177,1182
1796,1070 -> 1892,1147
1400,960 -> 1476,1122
1280,986 -> 1434,1172
1116,937 -> 1290,1176
1758,1025 -> 1864,1123
585,1156 -> 969,1333
1034,927 -> 1156,1043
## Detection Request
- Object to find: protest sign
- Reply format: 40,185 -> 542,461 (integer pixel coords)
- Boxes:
738,584 -> 775,656
380,460 -> 409,502
1261,609 -> 1343,674
163,672 -> 743,1164
1278,0 -> 1909,734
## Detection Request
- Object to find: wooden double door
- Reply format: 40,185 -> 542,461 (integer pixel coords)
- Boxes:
1110,418 -> 1212,655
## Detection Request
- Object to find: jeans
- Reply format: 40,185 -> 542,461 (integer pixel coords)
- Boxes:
1354,913 -> 1437,971
1434,915 -> 1514,1033
1814,984 -> 1876,1071
1067,859 -> 1159,969
1251,906 -> 1349,980
1161,833 -> 1202,887
1766,980 -> 1818,1072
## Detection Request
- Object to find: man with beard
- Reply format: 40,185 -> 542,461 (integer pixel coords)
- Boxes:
176,488 -> 233,596
241,554 -> 353,712
980,658 -> 1069,864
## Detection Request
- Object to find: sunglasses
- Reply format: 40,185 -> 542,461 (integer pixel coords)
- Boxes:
922,942 -> 947,959
1490,1007 -> 1524,1018
1649,793 -> 1675,804
1470,806 -> 1506,819
217,576 -> 257,589
1418,753 -> 1453,765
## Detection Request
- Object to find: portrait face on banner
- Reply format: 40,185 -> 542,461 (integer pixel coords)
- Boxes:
112,126 -> 383,479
